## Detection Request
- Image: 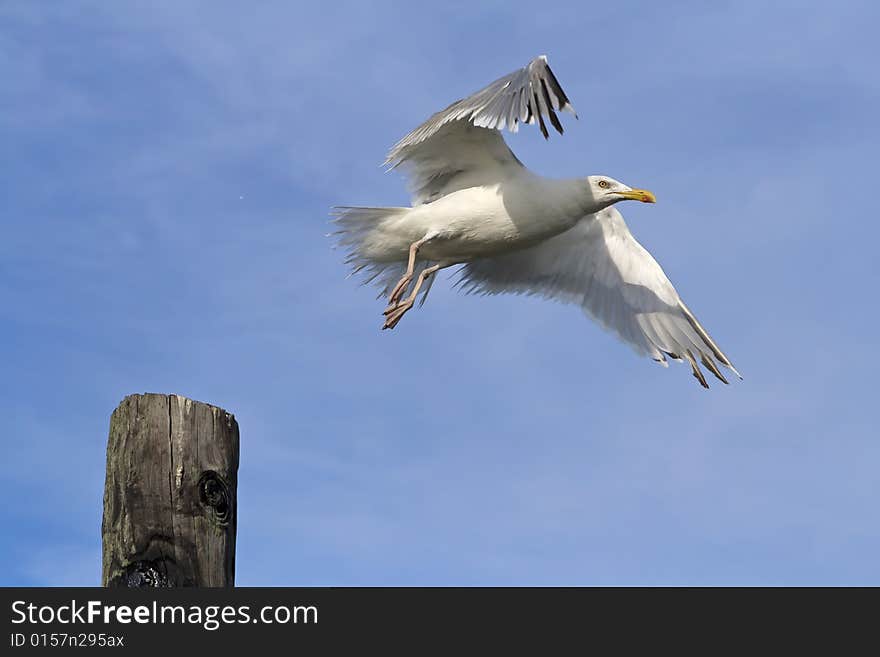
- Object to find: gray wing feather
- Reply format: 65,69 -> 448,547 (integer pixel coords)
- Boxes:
386,55 -> 576,167
384,56 -> 576,205
456,207 -> 740,388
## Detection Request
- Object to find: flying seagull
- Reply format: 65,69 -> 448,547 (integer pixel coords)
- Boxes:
334,55 -> 739,388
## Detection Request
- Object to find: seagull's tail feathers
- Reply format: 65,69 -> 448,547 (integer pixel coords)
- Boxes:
330,206 -> 438,303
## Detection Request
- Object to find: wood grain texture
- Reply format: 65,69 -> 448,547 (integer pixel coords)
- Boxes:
102,393 -> 239,587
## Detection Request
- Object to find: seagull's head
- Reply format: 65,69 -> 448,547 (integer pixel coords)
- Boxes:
586,175 -> 656,211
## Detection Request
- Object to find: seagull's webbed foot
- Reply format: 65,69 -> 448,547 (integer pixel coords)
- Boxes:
384,275 -> 412,313
383,298 -> 414,329
381,263 -> 442,330
384,235 -> 434,315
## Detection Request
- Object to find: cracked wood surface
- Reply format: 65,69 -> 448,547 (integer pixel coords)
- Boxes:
101,393 -> 239,587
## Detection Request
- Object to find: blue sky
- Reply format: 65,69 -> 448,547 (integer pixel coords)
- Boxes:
2,0 -> 878,585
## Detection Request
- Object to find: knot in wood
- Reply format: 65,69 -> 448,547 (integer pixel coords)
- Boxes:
198,470 -> 231,526
119,560 -> 173,587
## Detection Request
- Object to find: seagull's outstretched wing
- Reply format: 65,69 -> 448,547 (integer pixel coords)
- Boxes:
386,55 -> 577,205
457,207 -> 740,388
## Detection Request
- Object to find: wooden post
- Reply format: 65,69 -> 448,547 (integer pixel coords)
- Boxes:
101,393 -> 239,587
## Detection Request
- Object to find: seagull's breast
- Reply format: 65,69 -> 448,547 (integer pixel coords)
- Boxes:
415,174 -> 585,262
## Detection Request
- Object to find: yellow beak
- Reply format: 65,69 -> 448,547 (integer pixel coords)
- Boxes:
617,188 -> 656,203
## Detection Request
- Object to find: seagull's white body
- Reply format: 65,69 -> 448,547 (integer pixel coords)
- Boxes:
334,55 -> 739,387
360,173 -> 587,264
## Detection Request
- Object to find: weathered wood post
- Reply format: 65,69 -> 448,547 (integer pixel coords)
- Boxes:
101,393 -> 239,587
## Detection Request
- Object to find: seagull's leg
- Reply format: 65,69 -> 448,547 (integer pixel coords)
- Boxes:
385,234 -> 433,312
383,263 -> 442,330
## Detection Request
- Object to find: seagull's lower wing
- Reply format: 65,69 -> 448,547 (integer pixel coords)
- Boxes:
457,207 -> 739,387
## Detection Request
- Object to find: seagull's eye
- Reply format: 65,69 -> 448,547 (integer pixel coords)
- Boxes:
598,180 -> 610,189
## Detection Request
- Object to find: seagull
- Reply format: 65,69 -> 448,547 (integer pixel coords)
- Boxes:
334,55 -> 739,388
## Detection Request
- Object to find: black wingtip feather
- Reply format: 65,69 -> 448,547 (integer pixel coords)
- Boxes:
541,80 -> 564,134
533,92 -> 549,138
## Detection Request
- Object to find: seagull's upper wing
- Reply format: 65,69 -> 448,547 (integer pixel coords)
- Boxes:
386,55 -> 576,205
457,207 -> 739,387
